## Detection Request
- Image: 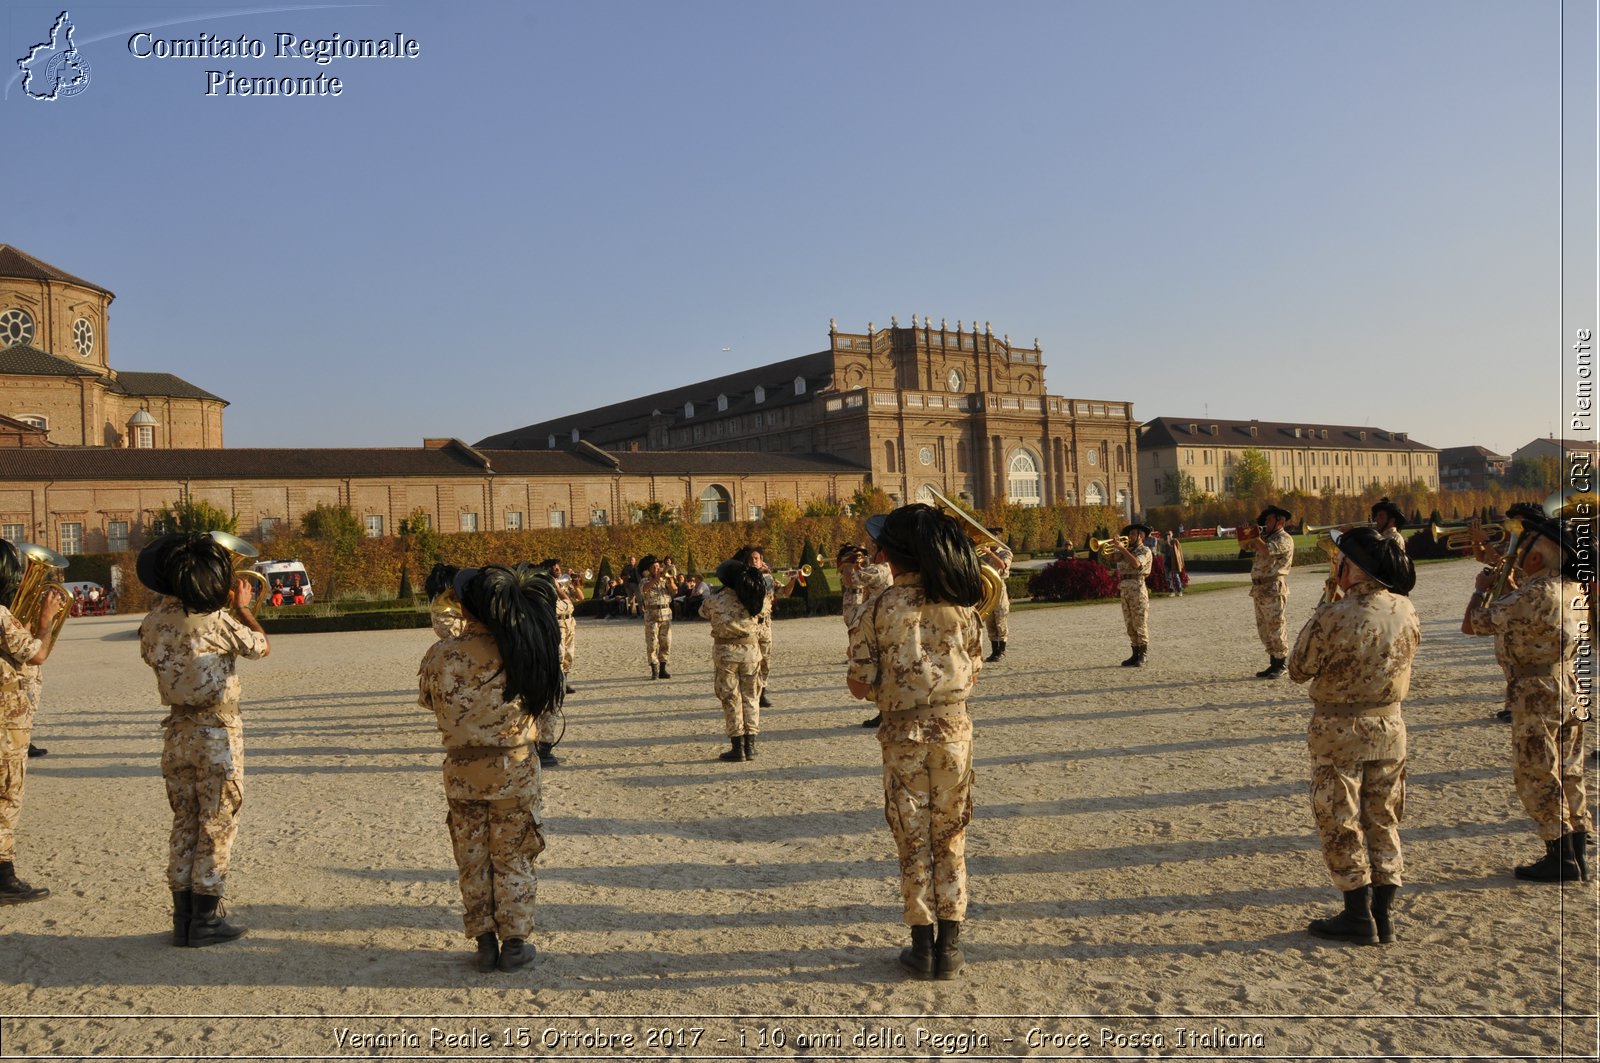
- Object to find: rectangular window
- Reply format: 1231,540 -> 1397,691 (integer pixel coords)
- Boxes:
259,517 -> 280,539
505,511 -> 523,531
2,523 -> 24,542
107,520 -> 130,552
549,510 -> 566,529
364,514 -> 384,537
135,425 -> 154,449
591,508 -> 608,527
749,505 -> 763,520
460,513 -> 479,533
59,522 -> 83,555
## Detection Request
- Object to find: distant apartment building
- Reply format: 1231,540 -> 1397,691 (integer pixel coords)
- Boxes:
1511,436 -> 1598,481
1136,417 -> 1439,504
1438,445 -> 1510,490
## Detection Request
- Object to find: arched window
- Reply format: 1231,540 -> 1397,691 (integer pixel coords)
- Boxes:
698,484 -> 731,523
570,428 -> 580,442
794,376 -> 806,395
1006,450 -> 1042,507
684,402 -> 695,418
884,441 -> 897,473
717,393 -> 728,412
754,385 -> 765,404
1084,481 -> 1105,505
546,434 -> 556,449
916,483 -> 938,503
1115,444 -> 1126,471
1115,488 -> 1130,516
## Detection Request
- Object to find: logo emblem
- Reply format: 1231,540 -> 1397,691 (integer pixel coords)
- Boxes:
18,11 -> 91,101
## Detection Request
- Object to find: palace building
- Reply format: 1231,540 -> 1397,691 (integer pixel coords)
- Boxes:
478,316 -> 1142,514
0,245 -> 226,448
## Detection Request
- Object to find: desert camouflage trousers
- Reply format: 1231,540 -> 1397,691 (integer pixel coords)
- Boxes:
713,642 -> 760,737
1120,584 -> 1149,646
0,725 -> 30,862
559,616 -> 575,676
881,733 -> 974,925
535,707 -> 559,746
984,610 -> 1008,645
162,714 -> 244,896
1507,678 -> 1589,840
644,614 -> 671,666
447,792 -> 545,940
1308,713 -> 1406,891
1251,581 -> 1290,658
756,625 -> 772,696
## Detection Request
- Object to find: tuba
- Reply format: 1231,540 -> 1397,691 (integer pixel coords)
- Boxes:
10,542 -> 70,645
924,487 -> 1007,619
207,531 -> 270,609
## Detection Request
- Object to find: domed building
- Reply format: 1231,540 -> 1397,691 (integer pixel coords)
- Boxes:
0,245 -> 225,448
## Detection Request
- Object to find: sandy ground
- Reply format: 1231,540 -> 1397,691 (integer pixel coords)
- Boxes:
1,559 -> 1596,1061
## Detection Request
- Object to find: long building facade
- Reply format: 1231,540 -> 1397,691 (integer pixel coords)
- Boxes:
1137,417 -> 1440,504
479,317 -> 1142,515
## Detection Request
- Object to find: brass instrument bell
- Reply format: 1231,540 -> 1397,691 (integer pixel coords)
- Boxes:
10,542 -> 70,643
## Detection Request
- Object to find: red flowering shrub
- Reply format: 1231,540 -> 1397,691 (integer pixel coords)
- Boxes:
1027,559 -> 1120,602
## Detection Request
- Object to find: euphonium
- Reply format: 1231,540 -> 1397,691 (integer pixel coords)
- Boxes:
10,542 -> 70,644
431,585 -> 464,629
207,530 -> 270,605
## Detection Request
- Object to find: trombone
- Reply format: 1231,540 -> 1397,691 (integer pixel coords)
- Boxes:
1303,520 -> 1374,536
923,487 -> 1008,618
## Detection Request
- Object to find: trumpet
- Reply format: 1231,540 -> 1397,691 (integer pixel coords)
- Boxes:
207,530 -> 270,608
783,564 -> 813,588
10,542 -> 70,645
1088,535 -> 1130,556
1318,536 -> 1344,604
1437,522 -> 1513,554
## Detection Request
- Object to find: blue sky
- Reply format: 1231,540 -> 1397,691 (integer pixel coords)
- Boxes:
3,0 -> 1592,457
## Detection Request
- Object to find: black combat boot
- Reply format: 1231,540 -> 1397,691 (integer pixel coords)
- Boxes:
899,923 -> 936,979
650,662 -> 659,679
1256,657 -> 1286,679
172,889 -> 193,946
1307,886 -> 1378,944
861,713 -> 882,729
718,738 -> 746,762
742,735 -> 756,760
1370,884 -> 1398,944
1121,645 -> 1140,667
564,683 -> 576,695
657,663 -> 671,680
536,742 -> 559,768
1570,831 -> 1591,882
984,641 -> 1006,663
474,932 -> 499,972
497,937 -> 535,971
934,919 -> 964,980
0,861 -> 49,905
26,743 -> 46,758
187,892 -> 245,947
1135,645 -> 1148,667
759,691 -> 772,708
1514,838 -> 1582,883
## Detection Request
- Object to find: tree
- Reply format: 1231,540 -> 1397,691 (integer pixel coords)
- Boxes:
1509,455 -> 1562,493
1163,471 -> 1198,506
635,502 -> 677,525
302,503 -> 362,601
803,498 -> 844,518
151,497 -> 237,536
848,485 -> 893,517
1232,448 -> 1273,498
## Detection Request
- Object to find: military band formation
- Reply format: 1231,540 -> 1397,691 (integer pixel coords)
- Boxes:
0,489 -> 1590,978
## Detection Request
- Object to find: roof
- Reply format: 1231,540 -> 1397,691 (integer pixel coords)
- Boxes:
111,372 -> 226,403
1137,416 -> 1437,453
1437,445 -> 1510,461
0,245 -> 114,298
0,443 -> 867,482
476,350 -> 836,449
0,344 -> 98,377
